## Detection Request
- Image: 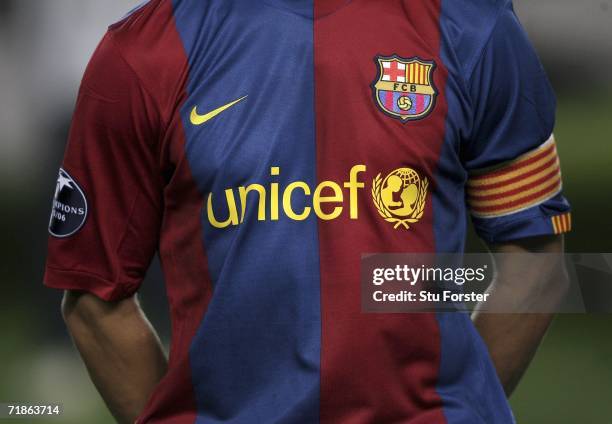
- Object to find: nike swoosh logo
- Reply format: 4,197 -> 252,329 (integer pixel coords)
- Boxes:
189,95 -> 248,125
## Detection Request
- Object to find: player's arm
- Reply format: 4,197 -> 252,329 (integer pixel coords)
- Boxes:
43,31 -> 166,420
62,291 -> 167,423
461,3 -> 573,396
473,235 -> 569,396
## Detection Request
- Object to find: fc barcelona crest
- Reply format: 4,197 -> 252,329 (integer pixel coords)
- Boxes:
372,55 -> 437,122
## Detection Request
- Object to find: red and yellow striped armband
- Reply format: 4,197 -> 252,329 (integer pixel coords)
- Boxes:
467,136 -> 563,218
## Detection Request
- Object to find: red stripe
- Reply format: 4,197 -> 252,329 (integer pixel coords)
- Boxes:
416,94 -> 424,114
471,179 -> 561,214
470,143 -> 556,181
469,156 -> 559,191
128,2 -> 212,422
468,167 -> 560,202
315,1 -> 448,422
384,91 -> 394,112
561,214 -> 567,232
562,213 -> 571,232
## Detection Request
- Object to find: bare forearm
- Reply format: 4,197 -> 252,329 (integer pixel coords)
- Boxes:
474,311 -> 553,395
62,291 -> 167,423
473,236 -> 567,396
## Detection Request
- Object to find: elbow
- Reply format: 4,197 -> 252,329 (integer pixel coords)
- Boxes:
61,290 -> 86,328
61,290 -> 139,329
60,290 -> 106,329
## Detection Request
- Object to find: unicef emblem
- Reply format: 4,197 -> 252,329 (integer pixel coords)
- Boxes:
372,167 -> 428,230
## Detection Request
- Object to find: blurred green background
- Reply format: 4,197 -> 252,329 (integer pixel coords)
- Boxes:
494,93 -> 612,423
0,1 -> 611,423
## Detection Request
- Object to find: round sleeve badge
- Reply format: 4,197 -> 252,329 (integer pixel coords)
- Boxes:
48,168 -> 88,237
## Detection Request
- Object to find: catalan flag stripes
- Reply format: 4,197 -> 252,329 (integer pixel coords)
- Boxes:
408,62 -> 431,85
467,136 -> 563,218
551,212 -> 572,234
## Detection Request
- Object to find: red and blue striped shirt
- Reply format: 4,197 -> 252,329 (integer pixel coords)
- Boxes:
45,0 -> 571,422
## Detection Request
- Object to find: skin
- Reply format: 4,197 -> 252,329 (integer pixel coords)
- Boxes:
61,292 -> 167,424
474,235 -> 569,396
61,236 -> 566,421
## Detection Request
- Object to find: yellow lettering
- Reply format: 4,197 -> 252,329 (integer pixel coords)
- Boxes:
283,182 -> 311,221
207,190 -> 239,228
344,164 -> 366,219
270,167 -> 280,221
238,184 -> 266,222
314,181 -> 343,220
205,164 -> 368,226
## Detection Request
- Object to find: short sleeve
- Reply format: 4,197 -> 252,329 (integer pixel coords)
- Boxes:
463,2 -> 571,243
44,32 -> 163,301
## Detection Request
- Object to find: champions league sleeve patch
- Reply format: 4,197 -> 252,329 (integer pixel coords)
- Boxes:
48,168 -> 88,238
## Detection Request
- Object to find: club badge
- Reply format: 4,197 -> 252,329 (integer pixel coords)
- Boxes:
372,55 -> 437,122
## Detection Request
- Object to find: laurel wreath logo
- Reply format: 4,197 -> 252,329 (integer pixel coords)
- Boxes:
372,171 -> 428,230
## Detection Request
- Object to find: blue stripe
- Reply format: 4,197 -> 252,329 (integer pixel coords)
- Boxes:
422,94 -> 432,112
171,0 -> 320,422
378,90 -> 387,105
435,1 -> 515,422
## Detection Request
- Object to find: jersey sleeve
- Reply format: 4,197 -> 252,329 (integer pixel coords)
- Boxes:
462,2 -> 571,243
44,32 -> 163,301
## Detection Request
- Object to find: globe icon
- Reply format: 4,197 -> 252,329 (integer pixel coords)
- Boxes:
394,168 -> 420,188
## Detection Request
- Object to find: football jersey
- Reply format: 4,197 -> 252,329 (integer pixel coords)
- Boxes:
45,0 -> 571,423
